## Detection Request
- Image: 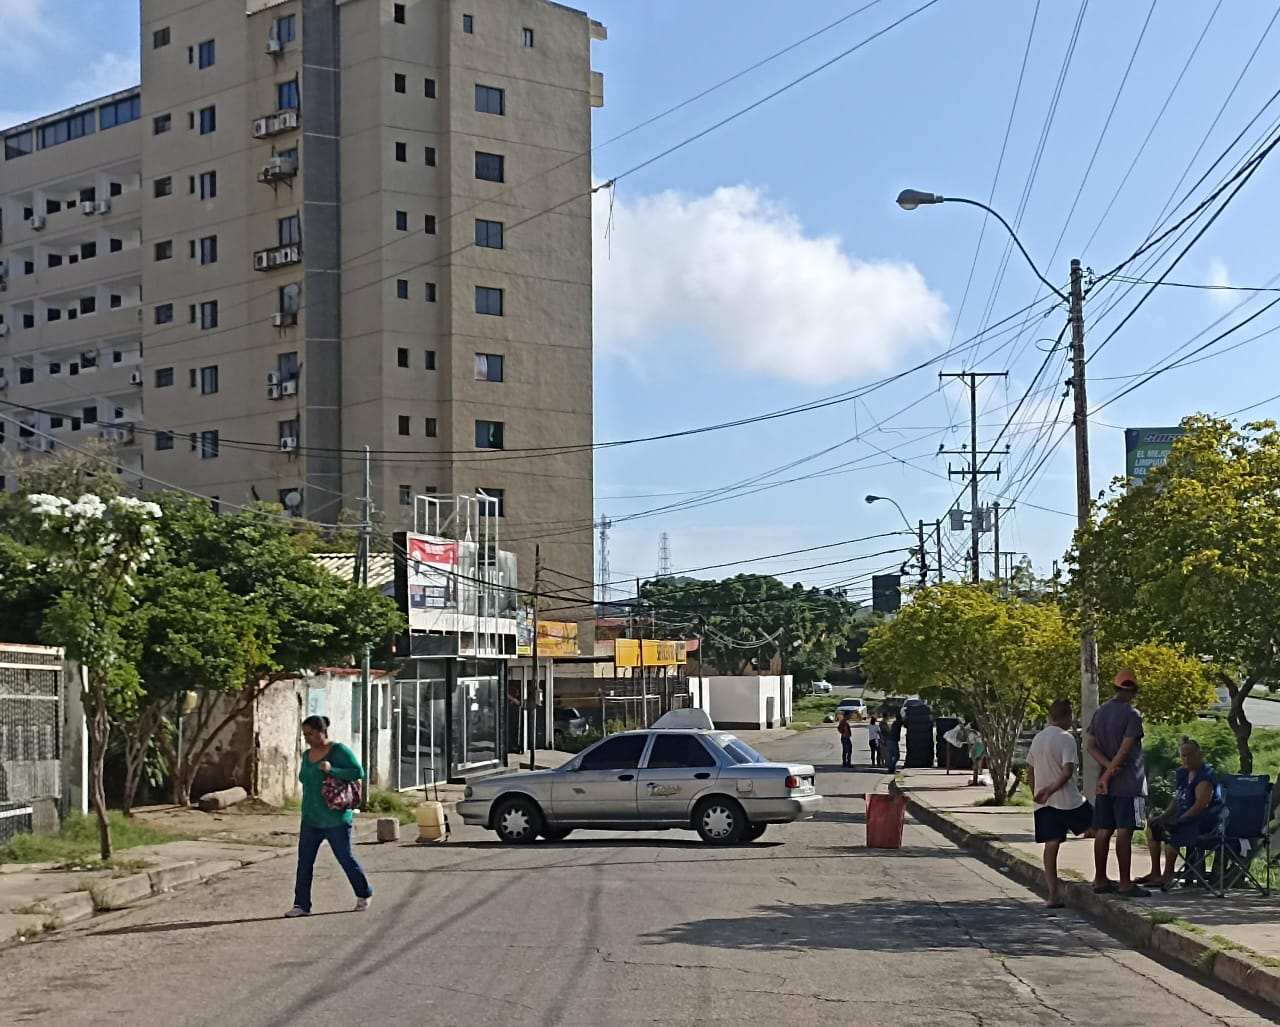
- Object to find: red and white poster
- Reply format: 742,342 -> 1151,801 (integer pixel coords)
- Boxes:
406,535 -> 458,617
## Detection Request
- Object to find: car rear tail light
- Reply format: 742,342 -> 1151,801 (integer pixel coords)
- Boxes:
785,776 -> 800,789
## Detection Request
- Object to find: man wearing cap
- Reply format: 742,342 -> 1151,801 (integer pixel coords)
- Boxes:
1086,670 -> 1151,898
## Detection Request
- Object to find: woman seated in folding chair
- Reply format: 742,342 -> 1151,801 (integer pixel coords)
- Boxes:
1138,737 -> 1225,888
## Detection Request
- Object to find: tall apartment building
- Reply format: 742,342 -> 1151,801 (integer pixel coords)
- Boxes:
0,0 -> 603,597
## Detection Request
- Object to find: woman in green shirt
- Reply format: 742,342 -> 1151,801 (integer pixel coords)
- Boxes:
285,715 -> 373,917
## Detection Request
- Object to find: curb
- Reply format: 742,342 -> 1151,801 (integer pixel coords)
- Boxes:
903,791 -> 1280,1010
2,845 -> 290,951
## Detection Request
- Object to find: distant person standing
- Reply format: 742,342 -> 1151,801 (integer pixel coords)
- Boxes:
1027,699 -> 1093,909
837,711 -> 853,768
867,715 -> 882,767
1087,671 -> 1150,898
884,711 -> 905,773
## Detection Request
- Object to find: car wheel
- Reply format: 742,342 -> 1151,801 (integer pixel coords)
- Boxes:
493,796 -> 543,844
542,827 -> 573,842
742,823 -> 768,842
694,797 -> 746,845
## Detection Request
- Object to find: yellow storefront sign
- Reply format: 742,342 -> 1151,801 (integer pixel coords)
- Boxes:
517,620 -> 580,658
615,638 -> 686,668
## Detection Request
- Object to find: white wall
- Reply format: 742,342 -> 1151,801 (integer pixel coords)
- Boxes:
690,676 -> 792,730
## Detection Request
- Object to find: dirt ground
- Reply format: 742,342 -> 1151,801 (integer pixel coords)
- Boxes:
131,800 -> 303,846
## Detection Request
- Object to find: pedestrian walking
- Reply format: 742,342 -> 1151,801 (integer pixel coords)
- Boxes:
884,711 -> 904,773
1027,699 -> 1093,909
285,715 -> 374,918
867,715 -> 882,767
837,711 -> 853,768
1086,671 -> 1151,899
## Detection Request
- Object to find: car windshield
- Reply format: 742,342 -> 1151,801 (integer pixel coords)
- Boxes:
714,735 -> 767,764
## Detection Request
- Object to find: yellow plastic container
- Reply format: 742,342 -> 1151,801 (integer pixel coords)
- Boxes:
416,801 -> 447,843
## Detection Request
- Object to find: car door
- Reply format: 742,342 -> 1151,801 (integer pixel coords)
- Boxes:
549,734 -> 647,824
636,733 -> 720,823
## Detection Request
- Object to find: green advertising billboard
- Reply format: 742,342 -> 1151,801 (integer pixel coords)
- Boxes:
1124,427 -> 1185,485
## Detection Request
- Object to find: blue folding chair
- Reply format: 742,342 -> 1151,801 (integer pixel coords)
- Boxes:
1164,805 -> 1228,897
1215,774 -> 1272,897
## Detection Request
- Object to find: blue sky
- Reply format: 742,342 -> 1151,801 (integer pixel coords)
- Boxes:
6,1 -> 1278,603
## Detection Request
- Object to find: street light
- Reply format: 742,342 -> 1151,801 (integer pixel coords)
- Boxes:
895,186 -> 1100,794
864,493 -> 912,532
866,494 -> 926,586
895,189 -> 1067,302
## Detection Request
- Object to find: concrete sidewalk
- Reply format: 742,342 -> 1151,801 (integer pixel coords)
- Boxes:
902,767 -> 1280,1007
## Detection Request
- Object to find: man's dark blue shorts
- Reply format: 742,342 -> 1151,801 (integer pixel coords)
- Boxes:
1034,802 -> 1094,843
1093,795 -> 1146,831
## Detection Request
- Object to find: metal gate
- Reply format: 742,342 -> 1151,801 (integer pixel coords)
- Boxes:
0,644 -> 64,840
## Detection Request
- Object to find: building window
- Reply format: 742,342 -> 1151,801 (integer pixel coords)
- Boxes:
277,79 -> 299,111
199,235 -> 218,264
425,417 -> 438,438
398,415 -> 411,436
523,27 -> 535,47
424,145 -> 436,167
424,77 -> 436,98
100,96 -> 141,129
155,240 -> 173,261
47,308 -> 62,322
425,350 -> 436,370
37,111 -> 94,148
475,85 -> 505,116
199,170 -> 217,199
19,367 -> 34,385
278,419 -> 299,444
275,14 -> 296,44
4,130 -> 34,160
399,485 -> 412,506
82,405 -> 97,424
475,151 -> 505,182
80,241 -> 98,261
475,354 -> 504,382
48,366 -> 62,380
154,176 -> 172,198
475,286 -> 504,316
278,214 -> 301,246
109,238 -> 123,253
156,431 -> 174,451
395,140 -> 407,163
424,214 -> 437,234
79,297 -> 96,316
396,279 -> 409,300
155,304 -> 174,325
48,253 -> 63,269
479,488 -> 505,516
110,293 -> 122,308
154,26 -> 171,48
475,219 -> 503,249
393,3 -> 405,24
279,283 -> 301,314
475,420 -> 504,449
278,351 -> 300,379
199,366 -> 219,395
199,430 -> 220,459
397,347 -> 409,368
155,367 -> 174,387
199,300 -> 218,329
425,282 -> 437,302
198,106 -> 216,134
463,14 -> 474,33
395,210 -> 408,231
154,113 -> 171,135
391,71 -> 407,94
197,39 -> 215,68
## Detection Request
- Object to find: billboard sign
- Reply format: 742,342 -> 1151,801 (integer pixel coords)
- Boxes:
871,574 -> 901,614
405,535 -> 457,616
615,639 -> 686,668
517,620 -> 581,658
1125,427 -> 1186,485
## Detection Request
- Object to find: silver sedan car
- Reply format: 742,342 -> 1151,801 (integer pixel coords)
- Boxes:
458,729 -> 822,845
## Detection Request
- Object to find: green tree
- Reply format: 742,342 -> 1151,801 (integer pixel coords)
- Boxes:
1102,640 -> 1217,726
861,583 -> 1077,803
1071,416 -> 1280,772
21,493 -> 162,858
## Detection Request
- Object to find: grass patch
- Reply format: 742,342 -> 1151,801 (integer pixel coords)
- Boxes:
56,857 -> 151,875
1061,869 -> 1086,882
973,794 -> 1034,808
363,789 -> 419,825
792,696 -> 845,728
0,813 -> 183,865
282,796 -> 302,812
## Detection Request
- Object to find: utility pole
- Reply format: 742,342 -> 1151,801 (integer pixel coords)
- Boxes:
941,371 -> 1009,583
1069,257 -> 1102,796
992,501 -> 1000,591
596,516 -> 612,609
529,545 -> 541,771
634,577 -> 644,730
358,446 -> 372,808
917,520 -> 928,588
935,520 -> 944,585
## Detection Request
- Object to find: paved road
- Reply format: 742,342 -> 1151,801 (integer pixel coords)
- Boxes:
3,729 -> 1275,1026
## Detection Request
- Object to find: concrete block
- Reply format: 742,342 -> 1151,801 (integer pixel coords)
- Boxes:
376,818 -> 400,843
197,786 -> 248,812
148,861 -> 201,893
44,890 -> 95,925
195,860 -> 241,881
92,873 -> 154,911
1213,949 -> 1280,1007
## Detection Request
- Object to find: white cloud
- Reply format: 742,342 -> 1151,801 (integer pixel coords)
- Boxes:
1207,258 -> 1236,309
2,0 -> 58,68
593,185 -> 948,385
72,51 -> 141,100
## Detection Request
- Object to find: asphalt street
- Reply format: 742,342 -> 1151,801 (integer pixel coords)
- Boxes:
2,728 -> 1275,1026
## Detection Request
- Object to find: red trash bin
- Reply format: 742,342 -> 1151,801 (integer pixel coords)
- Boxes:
865,793 -> 908,849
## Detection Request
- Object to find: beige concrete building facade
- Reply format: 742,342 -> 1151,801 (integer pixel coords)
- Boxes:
0,0 -> 602,595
